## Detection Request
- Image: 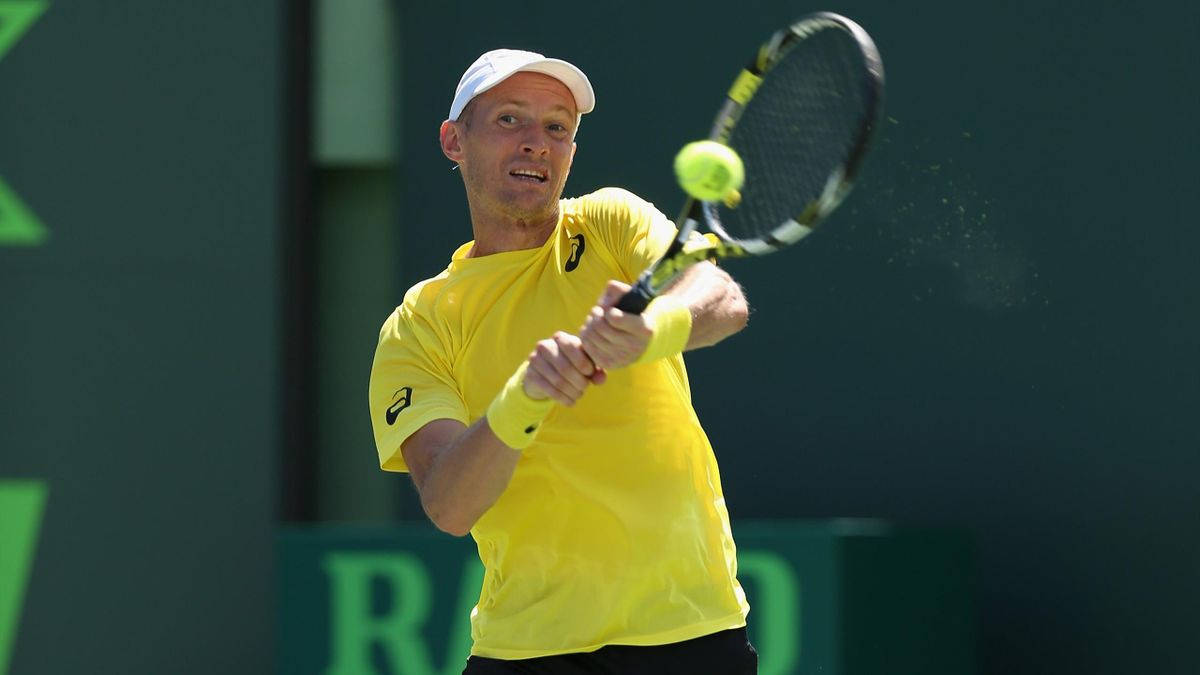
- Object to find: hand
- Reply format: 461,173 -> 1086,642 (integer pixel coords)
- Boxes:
522,331 -> 607,406
579,280 -> 654,370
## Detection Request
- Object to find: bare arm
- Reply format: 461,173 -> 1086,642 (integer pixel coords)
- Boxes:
401,332 -> 604,536
580,261 -> 749,369
400,417 -> 519,537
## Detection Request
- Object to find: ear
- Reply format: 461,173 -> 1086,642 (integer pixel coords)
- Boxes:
440,120 -> 465,163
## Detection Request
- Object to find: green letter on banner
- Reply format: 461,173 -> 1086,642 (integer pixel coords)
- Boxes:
0,0 -> 47,63
739,550 -> 801,675
0,480 -> 48,675
0,1 -> 51,247
440,557 -> 484,675
0,178 -> 47,246
324,552 -> 433,675
323,552 -> 483,675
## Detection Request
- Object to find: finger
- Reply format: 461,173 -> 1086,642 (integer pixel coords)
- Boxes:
554,332 -> 597,377
603,306 -> 651,337
585,305 -> 634,345
595,280 -> 631,310
584,306 -> 652,368
542,360 -> 588,404
536,339 -> 590,400
581,304 -> 605,334
595,308 -> 651,359
588,367 -> 607,386
579,319 -> 623,370
525,372 -> 574,407
525,357 -> 582,406
527,340 -> 586,402
582,304 -> 606,333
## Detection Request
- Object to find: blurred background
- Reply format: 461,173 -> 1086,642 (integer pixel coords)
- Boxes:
1,0 -> 1197,673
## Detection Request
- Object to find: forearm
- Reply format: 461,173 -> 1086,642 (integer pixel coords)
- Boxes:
408,334 -> 597,537
663,261 -> 750,350
414,419 -> 520,536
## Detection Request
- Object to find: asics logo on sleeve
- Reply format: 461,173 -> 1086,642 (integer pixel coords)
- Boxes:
385,387 -> 413,425
564,233 -> 585,272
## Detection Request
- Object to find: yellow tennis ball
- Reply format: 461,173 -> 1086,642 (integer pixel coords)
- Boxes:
674,141 -> 745,202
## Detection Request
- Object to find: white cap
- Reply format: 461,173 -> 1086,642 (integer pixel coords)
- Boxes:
448,49 -> 595,122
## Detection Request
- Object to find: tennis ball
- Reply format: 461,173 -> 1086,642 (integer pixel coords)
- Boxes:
674,141 -> 745,202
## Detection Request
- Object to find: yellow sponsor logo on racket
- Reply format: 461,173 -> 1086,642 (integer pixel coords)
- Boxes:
728,70 -> 763,104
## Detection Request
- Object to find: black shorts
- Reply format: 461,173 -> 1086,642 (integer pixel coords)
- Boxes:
462,627 -> 757,674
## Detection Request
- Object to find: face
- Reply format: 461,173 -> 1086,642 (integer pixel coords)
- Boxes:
441,72 -> 578,226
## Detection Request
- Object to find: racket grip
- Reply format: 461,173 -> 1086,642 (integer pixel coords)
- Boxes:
615,282 -> 654,314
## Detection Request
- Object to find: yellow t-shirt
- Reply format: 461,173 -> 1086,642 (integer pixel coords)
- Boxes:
368,187 -> 749,659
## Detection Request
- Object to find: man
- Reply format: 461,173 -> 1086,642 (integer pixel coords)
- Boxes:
369,48 -> 756,674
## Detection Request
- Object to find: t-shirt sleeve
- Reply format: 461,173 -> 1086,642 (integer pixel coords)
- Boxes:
576,188 -> 680,281
368,304 -> 469,473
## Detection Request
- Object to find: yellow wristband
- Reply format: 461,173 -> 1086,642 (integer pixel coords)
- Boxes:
634,295 -> 693,365
486,361 -> 554,450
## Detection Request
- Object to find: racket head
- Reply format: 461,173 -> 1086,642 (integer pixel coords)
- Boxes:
703,12 -> 885,255
617,13 -> 884,312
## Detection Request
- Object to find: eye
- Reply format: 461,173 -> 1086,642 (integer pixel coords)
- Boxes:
498,114 -> 518,125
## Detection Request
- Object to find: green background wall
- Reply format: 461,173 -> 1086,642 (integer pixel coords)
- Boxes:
0,2 -> 280,672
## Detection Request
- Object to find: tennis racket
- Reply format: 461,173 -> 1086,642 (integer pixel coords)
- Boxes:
616,12 -> 885,313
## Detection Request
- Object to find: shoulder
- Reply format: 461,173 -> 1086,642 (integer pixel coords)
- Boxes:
562,187 -> 668,238
377,271 -> 453,346
563,187 -> 655,218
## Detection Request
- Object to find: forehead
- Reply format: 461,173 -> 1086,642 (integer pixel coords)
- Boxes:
476,71 -> 577,115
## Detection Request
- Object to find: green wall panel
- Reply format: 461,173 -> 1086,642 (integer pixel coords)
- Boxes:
0,3 -> 282,672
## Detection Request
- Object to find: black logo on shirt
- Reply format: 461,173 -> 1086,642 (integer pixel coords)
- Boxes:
565,233 -> 585,272
385,387 -> 413,425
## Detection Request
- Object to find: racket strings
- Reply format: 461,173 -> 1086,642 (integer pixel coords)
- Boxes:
720,27 -> 870,242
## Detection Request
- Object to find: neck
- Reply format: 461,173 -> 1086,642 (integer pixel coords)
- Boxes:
466,202 -> 560,258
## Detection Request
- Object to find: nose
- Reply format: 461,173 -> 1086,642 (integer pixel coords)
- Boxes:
521,129 -> 550,156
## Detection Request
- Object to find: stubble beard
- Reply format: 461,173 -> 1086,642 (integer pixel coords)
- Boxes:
468,173 -> 562,229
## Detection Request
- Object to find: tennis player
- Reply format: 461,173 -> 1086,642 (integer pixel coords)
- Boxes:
369,48 -> 756,674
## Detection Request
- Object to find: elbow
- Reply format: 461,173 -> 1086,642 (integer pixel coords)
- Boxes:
410,467 -> 478,537
730,290 -> 750,333
434,520 -> 473,538
724,283 -> 749,336
713,265 -> 749,335
429,514 -> 470,535
423,499 -> 477,537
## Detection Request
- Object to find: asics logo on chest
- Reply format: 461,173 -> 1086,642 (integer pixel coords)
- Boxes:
565,233 -> 585,272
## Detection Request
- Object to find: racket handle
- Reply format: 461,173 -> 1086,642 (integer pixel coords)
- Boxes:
615,281 -> 654,314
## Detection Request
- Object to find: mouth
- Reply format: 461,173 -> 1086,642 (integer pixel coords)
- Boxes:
509,167 -> 548,184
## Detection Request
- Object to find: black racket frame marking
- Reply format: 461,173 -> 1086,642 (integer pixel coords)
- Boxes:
615,12 -> 885,314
